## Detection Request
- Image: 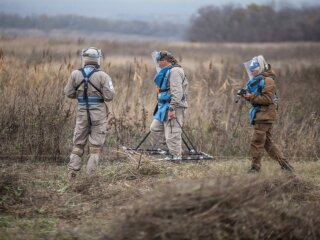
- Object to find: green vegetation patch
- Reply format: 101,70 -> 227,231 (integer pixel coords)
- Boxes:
0,215 -> 58,240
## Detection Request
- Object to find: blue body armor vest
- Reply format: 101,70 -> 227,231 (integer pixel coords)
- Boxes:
246,75 -> 265,125
153,65 -> 181,122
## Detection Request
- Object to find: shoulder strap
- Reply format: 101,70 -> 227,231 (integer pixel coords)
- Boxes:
88,80 -> 103,95
259,79 -> 265,87
157,65 -> 182,91
251,75 -> 264,87
77,68 -> 99,131
75,79 -> 84,91
75,68 -> 100,90
258,79 -> 265,94
159,67 -> 170,90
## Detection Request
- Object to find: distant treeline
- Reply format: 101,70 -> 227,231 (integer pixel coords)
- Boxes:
0,13 -> 185,38
187,4 -> 320,42
1,3 -> 320,42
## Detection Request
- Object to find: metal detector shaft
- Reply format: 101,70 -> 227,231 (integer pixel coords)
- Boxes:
175,118 -> 198,153
182,136 -> 192,152
134,131 -> 151,150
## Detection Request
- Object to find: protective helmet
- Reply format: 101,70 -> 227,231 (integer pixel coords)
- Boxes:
243,55 -> 268,79
151,50 -> 175,73
81,47 -> 102,67
154,51 -> 173,61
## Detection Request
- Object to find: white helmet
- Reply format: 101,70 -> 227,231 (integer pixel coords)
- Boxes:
243,55 -> 268,79
81,47 -> 102,67
151,50 -> 173,73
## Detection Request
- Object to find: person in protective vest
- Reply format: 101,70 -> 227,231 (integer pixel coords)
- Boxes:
242,55 -> 293,172
150,51 -> 188,160
64,47 -> 115,179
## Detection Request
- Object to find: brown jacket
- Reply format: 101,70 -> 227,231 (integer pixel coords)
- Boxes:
64,68 -> 115,121
248,70 -> 277,123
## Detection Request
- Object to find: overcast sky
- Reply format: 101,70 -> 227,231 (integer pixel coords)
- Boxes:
0,0 -> 319,22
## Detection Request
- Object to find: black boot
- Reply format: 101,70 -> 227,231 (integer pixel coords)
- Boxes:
247,165 -> 260,173
68,171 -> 77,181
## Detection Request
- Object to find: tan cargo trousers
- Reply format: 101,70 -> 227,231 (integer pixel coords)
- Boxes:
250,123 -> 291,170
68,115 -> 107,175
150,108 -> 185,157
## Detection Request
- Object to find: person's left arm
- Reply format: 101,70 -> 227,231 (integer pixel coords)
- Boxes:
244,78 -> 275,105
169,68 -> 184,109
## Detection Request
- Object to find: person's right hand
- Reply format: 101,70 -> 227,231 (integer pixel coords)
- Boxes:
168,110 -> 176,120
244,93 -> 252,100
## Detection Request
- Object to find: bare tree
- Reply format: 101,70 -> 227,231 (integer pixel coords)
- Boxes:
187,3 -> 320,42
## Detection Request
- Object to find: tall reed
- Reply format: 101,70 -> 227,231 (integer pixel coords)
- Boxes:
0,36 -> 319,160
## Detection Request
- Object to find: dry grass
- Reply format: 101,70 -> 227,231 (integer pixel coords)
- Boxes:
0,35 -> 319,160
106,175 -> 320,240
1,159 -> 320,239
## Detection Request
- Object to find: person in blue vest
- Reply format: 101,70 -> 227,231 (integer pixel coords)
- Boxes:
64,47 -> 115,180
150,51 -> 188,160
242,55 -> 293,172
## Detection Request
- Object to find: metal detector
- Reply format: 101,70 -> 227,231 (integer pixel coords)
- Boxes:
122,118 -> 214,161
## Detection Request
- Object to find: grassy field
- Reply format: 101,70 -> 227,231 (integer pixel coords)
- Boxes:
0,35 -> 319,159
0,35 -> 319,239
1,158 -> 320,239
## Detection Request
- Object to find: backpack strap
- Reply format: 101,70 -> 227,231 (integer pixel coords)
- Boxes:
258,78 -> 265,94
75,79 -> 85,91
88,80 -> 103,95
78,68 -> 100,132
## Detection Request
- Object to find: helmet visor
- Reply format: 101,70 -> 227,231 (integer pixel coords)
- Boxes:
243,59 -> 254,79
151,50 -> 161,73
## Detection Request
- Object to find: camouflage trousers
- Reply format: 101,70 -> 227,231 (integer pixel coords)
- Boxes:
250,123 -> 291,170
150,108 -> 185,157
68,116 -> 107,175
